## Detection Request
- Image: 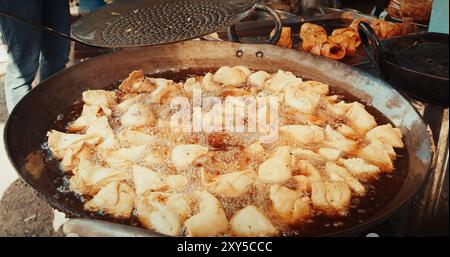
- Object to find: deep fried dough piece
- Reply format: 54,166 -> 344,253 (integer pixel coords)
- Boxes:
209,170 -> 256,198
136,192 -> 191,236
184,191 -> 229,237
300,23 -> 328,53
280,125 -> 324,145
264,70 -> 302,92
329,28 -> 361,53
370,20 -> 418,40
230,205 -> 279,237
339,158 -> 381,180
300,23 -> 327,41
68,105 -> 102,132
321,41 -> 347,60
366,124 -> 404,148
323,125 -> 358,153
213,66 -> 251,87
325,162 -> 366,196
258,146 -> 292,184
119,70 -> 156,93
283,84 -> 321,114
170,144 -> 209,171
47,130 -> 101,159
85,116 -> 119,151
132,165 -> 166,196
300,23 -> 346,60
120,102 -> 156,128
84,181 -> 136,218
358,139 -> 395,172
82,90 -> 116,116
70,159 -> 130,196
269,184 -> 312,224
271,27 -> 293,48
345,102 -> 377,135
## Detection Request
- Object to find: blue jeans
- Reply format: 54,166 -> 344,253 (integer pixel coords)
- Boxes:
0,0 -> 70,112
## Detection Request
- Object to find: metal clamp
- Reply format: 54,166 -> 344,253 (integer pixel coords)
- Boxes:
228,3 -> 282,44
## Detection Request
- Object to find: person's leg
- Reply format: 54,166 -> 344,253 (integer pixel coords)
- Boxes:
0,0 -> 42,112
39,0 -> 70,81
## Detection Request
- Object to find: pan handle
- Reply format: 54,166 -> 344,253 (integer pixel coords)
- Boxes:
228,3 -> 282,44
0,10 -> 98,47
358,21 -> 388,80
63,218 -> 165,237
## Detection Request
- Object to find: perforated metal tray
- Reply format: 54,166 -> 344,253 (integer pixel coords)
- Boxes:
71,0 -> 257,48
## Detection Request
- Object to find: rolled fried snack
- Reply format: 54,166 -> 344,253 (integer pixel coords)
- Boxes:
301,36 -> 324,54
328,28 -> 361,53
300,23 -> 328,52
300,23 -> 347,60
370,20 -> 418,40
370,20 -> 395,39
351,18 -> 418,40
271,27 -> 293,48
309,44 -> 323,56
300,23 -> 327,39
321,41 -> 347,60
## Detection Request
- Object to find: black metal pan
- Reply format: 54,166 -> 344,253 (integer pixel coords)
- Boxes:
3,41 -> 434,236
358,21 -> 449,106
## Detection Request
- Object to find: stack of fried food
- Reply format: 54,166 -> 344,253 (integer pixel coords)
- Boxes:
46,66 -> 404,237
387,0 -> 432,25
297,19 -> 418,60
352,19 -> 418,40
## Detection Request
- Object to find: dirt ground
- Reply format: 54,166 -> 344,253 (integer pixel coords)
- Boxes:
0,181 -> 63,236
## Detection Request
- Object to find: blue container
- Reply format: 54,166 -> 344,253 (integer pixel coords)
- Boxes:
79,0 -> 106,14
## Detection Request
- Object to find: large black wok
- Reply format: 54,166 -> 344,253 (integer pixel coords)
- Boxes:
3,41 -> 434,236
358,22 -> 449,106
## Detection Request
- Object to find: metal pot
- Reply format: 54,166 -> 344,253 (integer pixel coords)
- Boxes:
358,22 -> 449,106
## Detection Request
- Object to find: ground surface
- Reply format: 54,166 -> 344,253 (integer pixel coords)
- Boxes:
0,47 -> 65,237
